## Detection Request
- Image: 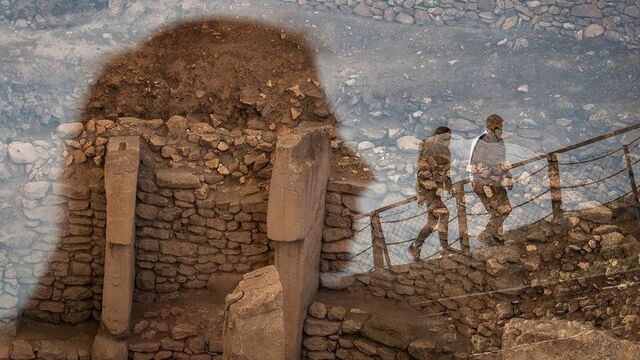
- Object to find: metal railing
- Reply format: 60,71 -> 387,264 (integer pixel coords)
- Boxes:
350,122 -> 640,271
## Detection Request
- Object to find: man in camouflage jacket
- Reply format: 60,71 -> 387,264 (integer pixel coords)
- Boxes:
409,126 -> 453,261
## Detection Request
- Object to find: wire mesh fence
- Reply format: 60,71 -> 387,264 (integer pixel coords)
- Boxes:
337,126 -> 640,274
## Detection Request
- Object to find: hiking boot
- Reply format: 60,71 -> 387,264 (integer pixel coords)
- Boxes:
478,233 -> 504,246
408,243 -> 421,261
440,246 -> 456,256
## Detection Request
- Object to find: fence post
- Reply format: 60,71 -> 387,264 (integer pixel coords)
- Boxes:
548,152 -> 563,220
370,211 -> 387,269
453,182 -> 470,254
623,145 -> 640,222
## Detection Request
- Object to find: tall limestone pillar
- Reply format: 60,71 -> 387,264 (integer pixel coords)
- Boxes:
267,122 -> 331,359
92,136 -> 140,360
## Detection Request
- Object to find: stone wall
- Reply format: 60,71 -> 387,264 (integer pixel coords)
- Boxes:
300,300 -> 464,359
319,182 -> 640,354
127,115 -> 273,303
0,114 -> 278,324
0,340 -> 91,360
1,128 -> 105,325
128,310 -> 223,360
283,0 -> 640,49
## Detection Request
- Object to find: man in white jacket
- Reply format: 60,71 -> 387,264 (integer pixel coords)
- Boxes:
468,114 -> 513,244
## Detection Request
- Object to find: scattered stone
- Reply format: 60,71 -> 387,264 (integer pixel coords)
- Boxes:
395,13 -> 415,25
396,136 -> 421,152
584,24 -> 604,38
588,110 -> 611,128
8,142 -> 38,164
57,122 -> 84,139
571,4 -> 603,18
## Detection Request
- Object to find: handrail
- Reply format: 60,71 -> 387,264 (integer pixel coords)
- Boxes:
357,122 -> 640,218
351,122 -> 640,269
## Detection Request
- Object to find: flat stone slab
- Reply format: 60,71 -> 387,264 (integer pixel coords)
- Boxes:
155,169 -> 200,189
106,136 -> 140,246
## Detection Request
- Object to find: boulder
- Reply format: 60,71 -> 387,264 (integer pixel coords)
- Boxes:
503,318 -> 640,359
396,136 -> 421,152
8,142 -> 38,164
223,265 -> 284,360
57,122 -> 84,139
91,331 -> 128,360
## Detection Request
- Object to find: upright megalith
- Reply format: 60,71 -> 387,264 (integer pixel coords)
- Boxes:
92,136 -> 140,360
267,122 -> 331,359
223,265 -> 284,360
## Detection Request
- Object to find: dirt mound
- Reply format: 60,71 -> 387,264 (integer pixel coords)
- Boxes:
82,18 -> 332,130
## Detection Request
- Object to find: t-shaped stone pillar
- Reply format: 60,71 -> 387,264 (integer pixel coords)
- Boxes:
267,122 -> 331,359
92,136 -> 140,360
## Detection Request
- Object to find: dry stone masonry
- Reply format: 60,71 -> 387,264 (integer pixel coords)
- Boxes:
301,299 -> 466,359
0,131 -> 105,327
318,183 -> 640,355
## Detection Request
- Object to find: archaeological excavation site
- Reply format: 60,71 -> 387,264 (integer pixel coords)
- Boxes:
0,0 -> 639,359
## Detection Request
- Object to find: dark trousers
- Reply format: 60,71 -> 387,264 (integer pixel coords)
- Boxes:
413,191 -> 450,252
472,182 -> 512,239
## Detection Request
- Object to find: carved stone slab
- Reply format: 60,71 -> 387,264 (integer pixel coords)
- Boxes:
105,136 -> 140,245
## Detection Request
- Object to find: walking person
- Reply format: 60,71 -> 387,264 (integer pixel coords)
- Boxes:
468,114 -> 513,244
409,126 -> 453,261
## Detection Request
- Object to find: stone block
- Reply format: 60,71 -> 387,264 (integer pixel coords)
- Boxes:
267,122 -> 331,359
361,314 -> 426,349
267,122 -> 331,242
155,169 -> 200,189
223,266 -> 284,360
571,4 -> 603,18
106,136 -> 140,245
